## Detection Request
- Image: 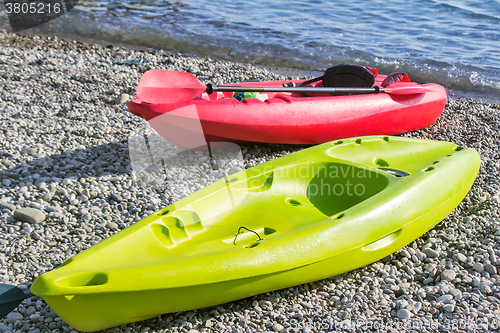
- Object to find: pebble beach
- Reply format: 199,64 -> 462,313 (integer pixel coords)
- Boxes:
1,29 -> 500,333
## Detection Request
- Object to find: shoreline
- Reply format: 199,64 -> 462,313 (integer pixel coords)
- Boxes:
1,29 -> 500,333
7,26 -> 500,105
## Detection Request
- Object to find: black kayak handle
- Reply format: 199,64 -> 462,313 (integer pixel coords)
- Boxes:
234,226 -> 262,245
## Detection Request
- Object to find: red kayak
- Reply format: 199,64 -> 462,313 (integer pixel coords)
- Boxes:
128,70 -> 446,148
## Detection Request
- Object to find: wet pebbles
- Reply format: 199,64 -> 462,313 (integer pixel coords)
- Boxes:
1,29 -> 500,332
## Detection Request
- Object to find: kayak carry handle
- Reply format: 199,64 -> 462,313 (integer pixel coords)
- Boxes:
378,168 -> 409,177
233,226 -> 262,245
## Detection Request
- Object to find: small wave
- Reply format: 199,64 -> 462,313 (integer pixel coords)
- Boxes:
470,72 -> 500,90
436,0 -> 500,22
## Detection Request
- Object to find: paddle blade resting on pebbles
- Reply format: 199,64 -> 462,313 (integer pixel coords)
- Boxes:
0,284 -> 32,319
136,70 -> 206,104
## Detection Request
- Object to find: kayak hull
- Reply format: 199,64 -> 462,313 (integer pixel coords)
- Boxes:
31,136 -> 479,331
127,77 -> 447,147
39,187 -> 472,331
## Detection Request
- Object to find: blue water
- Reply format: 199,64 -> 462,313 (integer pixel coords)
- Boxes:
1,0 -> 499,100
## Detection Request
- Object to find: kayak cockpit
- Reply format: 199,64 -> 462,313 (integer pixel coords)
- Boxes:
305,162 -> 390,216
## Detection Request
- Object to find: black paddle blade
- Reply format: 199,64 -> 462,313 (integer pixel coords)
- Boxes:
0,284 -> 32,318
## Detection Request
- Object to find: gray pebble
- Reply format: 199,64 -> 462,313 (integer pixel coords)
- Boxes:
23,147 -> 37,156
44,205 -> 60,213
424,248 -> 440,258
396,309 -> 411,320
30,313 -> 41,321
488,296 -> 500,304
2,179 -> 11,186
413,301 -> 422,312
455,253 -> 467,262
423,277 -> 434,284
110,192 -> 123,202
0,323 -> 11,332
34,177 -> 51,186
484,263 -> 497,274
5,312 -> 23,323
473,262 -> 485,272
115,93 -> 130,104
441,269 -> 456,281
107,222 -> 118,230
273,323 -> 284,332
300,301 -> 313,309
436,294 -> 453,303
401,249 -> 411,258
0,201 -> 16,211
444,304 -> 455,312
450,288 -> 462,300
41,192 -> 52,202
13,207 -> 46,224
2,159 -> 14,168
258,300 -> 272,308
228,167 -> 243,175
338,310 -> 348,319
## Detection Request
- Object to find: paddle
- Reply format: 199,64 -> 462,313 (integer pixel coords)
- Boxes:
0,284 -> 33,319
136,70 -> 432,104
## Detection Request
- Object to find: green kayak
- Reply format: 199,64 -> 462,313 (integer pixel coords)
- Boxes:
30,136 -> 479,331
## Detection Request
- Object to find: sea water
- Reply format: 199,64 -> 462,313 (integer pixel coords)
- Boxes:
1,0 -> 499,101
